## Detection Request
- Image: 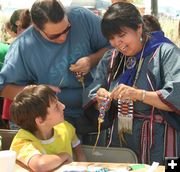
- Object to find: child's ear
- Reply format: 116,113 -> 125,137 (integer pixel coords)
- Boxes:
35,116 -> 44,126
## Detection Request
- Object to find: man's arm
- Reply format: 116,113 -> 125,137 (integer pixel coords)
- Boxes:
69,47 -> 109,75
88,47 -> 109,68
0,84 -> 25,100
0,84 -> 61,100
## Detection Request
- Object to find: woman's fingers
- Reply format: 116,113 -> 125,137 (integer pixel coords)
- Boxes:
111,84 -> 124,99
96,88 -> 111,110
111,84 -> 135,100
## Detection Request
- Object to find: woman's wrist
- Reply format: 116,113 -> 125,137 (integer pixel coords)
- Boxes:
135,89 -> 146,102
139,90 -> 146,102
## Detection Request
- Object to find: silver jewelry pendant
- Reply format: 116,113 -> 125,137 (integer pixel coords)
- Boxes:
126,56 -> 137,69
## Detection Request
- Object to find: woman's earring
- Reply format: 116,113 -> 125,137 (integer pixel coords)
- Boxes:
140,37 -> 143,43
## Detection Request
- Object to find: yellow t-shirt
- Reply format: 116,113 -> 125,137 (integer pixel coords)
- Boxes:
10,121 -> 80,165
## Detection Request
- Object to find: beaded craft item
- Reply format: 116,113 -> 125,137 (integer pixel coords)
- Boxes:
93,98 -> 110,152
76,72 -> 85,89
118,99 -> 133,143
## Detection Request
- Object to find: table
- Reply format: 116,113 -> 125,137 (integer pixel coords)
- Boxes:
15,161 -> 165,172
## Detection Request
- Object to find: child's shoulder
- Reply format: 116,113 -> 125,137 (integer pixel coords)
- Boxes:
15,129 -> 37,140
54,120 -> 74,127
11,129 -> 39,148
54,121 -> 75,131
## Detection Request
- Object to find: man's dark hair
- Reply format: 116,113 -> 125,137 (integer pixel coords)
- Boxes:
31,0 -> 65,30
10,85 -> 57,133
101,2 -> 143,39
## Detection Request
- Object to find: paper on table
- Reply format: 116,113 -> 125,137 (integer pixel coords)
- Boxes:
59,165 -> 87,172
59,165 -> 129,172
109,168 -> 129,172
147,162 -> 159,172
87,166 -> 108,172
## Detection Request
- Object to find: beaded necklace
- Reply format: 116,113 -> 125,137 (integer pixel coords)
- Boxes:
133,38 -> 147,87
113,55 -> 126,80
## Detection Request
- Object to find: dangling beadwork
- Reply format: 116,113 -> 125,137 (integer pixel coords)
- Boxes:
118,99 -> 133,143
76,72 -> 85,89
98,98 -> 110,123
126,56 -> 137,69
93,98 -> 110,152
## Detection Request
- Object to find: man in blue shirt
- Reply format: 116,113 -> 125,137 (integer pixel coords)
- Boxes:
0,0 -> 109,128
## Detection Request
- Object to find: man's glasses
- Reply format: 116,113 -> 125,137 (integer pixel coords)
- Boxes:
42,24 -> 71,40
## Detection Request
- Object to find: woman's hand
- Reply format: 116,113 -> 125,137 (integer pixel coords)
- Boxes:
96,88 -> 111,110
110,84 -> 141,101
110,84 -> 174,112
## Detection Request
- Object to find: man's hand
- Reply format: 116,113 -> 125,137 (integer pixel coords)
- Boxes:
69,56 -> 91,75
47,85 -> 61,94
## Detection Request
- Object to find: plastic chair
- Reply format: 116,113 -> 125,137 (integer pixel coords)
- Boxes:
0,129 -> 18,150
82,145 -> 138,163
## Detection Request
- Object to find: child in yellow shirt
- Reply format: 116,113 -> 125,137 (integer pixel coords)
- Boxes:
10,85 -> 86,172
